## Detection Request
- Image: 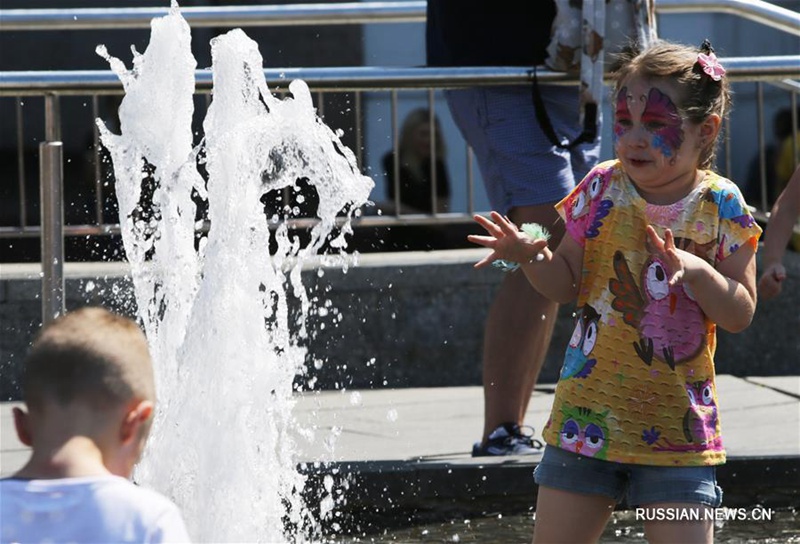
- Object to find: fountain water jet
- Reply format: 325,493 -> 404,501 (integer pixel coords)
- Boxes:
97,4 -> 373,541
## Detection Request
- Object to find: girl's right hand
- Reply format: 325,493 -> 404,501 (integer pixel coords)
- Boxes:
467,212 -> 550,269
757,262 -> 787,300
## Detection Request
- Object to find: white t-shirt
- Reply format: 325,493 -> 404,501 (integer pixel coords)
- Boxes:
0,475 -> 190,543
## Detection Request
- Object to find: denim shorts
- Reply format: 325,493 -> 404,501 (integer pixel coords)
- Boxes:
445,85 -> 600,214
533,445 -> 723,507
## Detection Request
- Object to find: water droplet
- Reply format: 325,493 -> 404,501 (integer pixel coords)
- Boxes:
349,392 -> 362,406
386,409 -> 398,422
85,280 -> 96,292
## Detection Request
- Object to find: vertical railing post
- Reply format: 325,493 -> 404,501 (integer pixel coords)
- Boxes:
428,89 -> 438,215
466,145 -> 475,216
16,97 -> 28,228
355,91 -> 363,172
40,94 -> 65,325
792,92 -> 799,169
756,83 -> 768,211
391,90 -> 400,217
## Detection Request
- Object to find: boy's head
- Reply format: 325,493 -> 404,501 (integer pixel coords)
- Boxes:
23,306 -> 155,410
15,307 -> 156,477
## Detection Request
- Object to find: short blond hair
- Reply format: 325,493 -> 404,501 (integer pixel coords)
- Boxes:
23,307 -> 154,410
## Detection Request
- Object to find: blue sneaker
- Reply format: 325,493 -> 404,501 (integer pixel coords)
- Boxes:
471,422 -> 544,456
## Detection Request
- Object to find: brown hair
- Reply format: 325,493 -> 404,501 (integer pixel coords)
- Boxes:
23,307 -> 154,410
611,39 -> 732,170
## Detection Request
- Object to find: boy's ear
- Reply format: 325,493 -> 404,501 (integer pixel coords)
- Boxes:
12,406 -> 33,446
119,400 -> 154,444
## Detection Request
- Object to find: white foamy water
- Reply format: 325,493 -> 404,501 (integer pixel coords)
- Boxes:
97,4 -> 373,541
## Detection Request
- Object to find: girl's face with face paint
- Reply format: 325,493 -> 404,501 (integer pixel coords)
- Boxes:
614,75 -> 717,204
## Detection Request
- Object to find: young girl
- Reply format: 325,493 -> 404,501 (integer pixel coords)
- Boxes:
469,40 -> 761,543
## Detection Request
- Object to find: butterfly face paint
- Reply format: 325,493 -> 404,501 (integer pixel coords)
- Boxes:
614,76 -> 710,202
614,84 -> 685,162
642,88 -> 684,159
613,86 -> 632,144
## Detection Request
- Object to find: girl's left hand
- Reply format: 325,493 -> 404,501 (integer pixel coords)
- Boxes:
645,225 -> 707,286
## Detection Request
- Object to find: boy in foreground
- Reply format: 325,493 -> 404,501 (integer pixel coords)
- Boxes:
1,307 -> 190,543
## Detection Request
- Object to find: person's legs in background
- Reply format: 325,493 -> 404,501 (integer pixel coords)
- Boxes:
482,202 -> 563,442
446,85 -> 600,454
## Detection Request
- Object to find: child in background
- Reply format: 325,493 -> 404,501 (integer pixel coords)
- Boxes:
382,107 -> 451,215
469,40 -> 760,543
0,307 -> 190,543
758,164 -> 800,300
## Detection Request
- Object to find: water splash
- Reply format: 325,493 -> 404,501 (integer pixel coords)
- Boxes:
97,4 -> 373,541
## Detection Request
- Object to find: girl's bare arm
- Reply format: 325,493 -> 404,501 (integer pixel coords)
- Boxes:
469,212 -> 584,303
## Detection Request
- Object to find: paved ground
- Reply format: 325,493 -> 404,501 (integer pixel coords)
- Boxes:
289,374 -> 800,461
2,375 -> 798,529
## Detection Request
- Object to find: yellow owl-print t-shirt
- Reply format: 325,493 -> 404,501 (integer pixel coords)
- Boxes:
542,160 -> 762,466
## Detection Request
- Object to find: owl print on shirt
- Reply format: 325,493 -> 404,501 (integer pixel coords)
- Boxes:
609,250 -> 706,369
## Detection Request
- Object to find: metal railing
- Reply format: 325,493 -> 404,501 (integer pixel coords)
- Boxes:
0,1 -> 799,325
1,0 -> 798,35
2,61 -> 798,234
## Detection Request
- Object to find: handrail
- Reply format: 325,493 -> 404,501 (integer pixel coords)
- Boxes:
0,213 -> 484,241
0,0 -> 798,37
0,67 -> 565,96
1,1 -> 423,30
1,57 -> 798,96
656,0 -> 800,37
773,79 -> 800,93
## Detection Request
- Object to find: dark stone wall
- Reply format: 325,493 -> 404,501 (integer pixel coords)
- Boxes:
2,249 -> 798,401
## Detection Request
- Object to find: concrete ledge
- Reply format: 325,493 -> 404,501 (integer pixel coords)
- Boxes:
300,455 -> 800,534
2,248 -> 799,400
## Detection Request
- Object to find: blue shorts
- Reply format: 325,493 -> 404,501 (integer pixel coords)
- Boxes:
445,85 -> 600,215
533,445 -> 723,507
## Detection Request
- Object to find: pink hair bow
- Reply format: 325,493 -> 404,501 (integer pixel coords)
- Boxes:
697,52 -> 726,81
